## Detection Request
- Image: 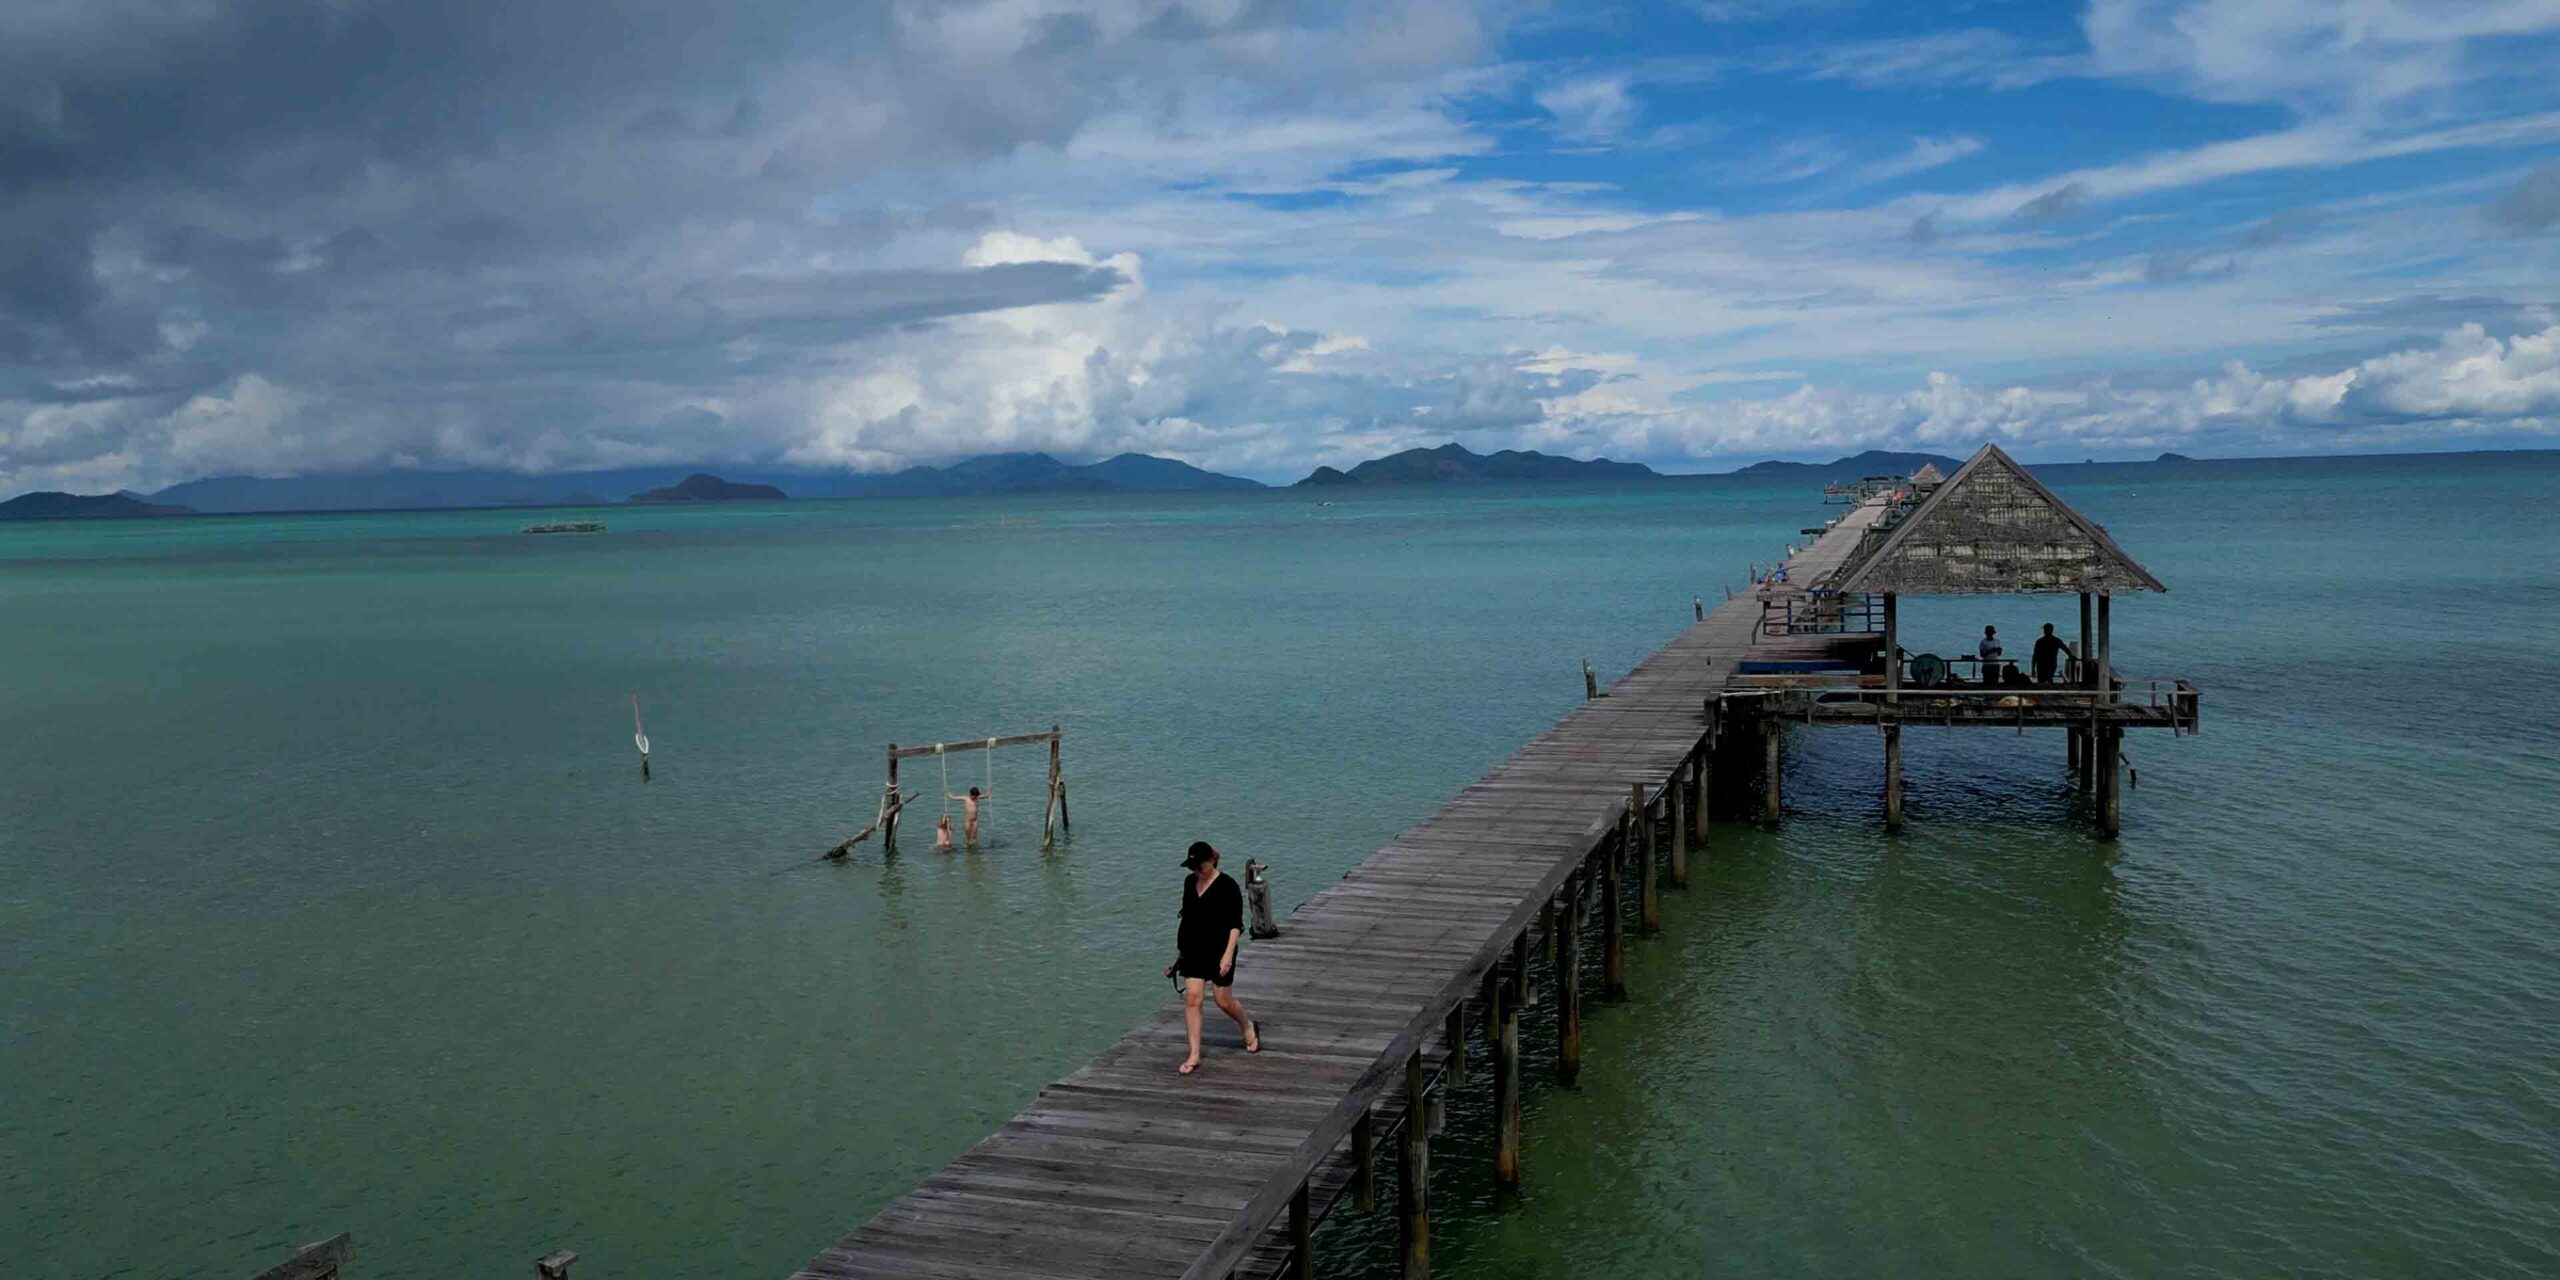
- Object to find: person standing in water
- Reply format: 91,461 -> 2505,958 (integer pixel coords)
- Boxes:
943,785 -> 987,846
933,812 -> 955,851
1172,841 -> 1258,1075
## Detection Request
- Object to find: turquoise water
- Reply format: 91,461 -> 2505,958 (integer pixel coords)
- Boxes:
4,455 -> 2556,1277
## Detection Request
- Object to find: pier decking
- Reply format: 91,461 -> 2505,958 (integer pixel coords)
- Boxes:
791,503 -> 1894,1280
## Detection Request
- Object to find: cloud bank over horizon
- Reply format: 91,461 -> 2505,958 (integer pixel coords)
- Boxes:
6,0 -> 2560,493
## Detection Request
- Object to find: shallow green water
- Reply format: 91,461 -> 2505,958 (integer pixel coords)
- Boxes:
4,456 -> 2556,1278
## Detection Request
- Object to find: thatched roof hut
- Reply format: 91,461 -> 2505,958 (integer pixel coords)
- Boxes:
1834,444 -> 2162,595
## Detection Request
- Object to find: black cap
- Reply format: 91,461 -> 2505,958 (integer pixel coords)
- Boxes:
1182,841 -> 1217,869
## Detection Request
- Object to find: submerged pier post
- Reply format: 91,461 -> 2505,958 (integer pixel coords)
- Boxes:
1493,952 -> 1523,1188
1635,785 -> 1660,935
883,747 -> 901,852
1883,724 -> 1904,832
1557,877 -> 1583,1085
1670,763 -> 1691,887
1352,1110 -> 1377,1211
2097,726 -> 2122,839
1290,1180 -> 1314,1280
1602,836 -> 1627,1002
1445,1003 -> 1467,1087
1399,1050 -> 1430,1278
1761,719 -> 1782,822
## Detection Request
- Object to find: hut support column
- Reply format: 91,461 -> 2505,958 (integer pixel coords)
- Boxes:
1556,878 -> 1583,1086
2097,726 -> 2122,839
883,748 -> 901,852
2078,593 -> 2096,793
1635,785 -> 1659,936
1602,840 -> 1626,1003
1291,1180 -> 1314,1280
1398,1050 -> 1429,1278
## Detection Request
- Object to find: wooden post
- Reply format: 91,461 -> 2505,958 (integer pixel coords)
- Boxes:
1602,837 -> 1626,1003
1883,725 -> 1903,833
1245,860 -> 1281,939
1493,955 -> 1522,1188
1761,719 -> 1782,822
1539,899 -> 1556,967
1352,1110 -> 1377,1211
1690,736 -> 1710,846
1694,596 -> 1704,621
1634,785 -> 1659,936
252,1234 -> 352,1280
1884,593 -> 1900,704
2078,592 -> 2093,687
1291,1179 -> 1315,1280
1399,1050 -> 1430,1278
883,746 -> 901,852
1557,878 -> 1583,1086
1582,659 -> 1597,700
1051,726 -> 1068,831
1669,763 -> 1690,888
2078,594 -> 2097,793
536,1251 -> 578,1280
2098,726 -> 2122,839
1445,1004 -> 1467,1087
2096,596 -> 2113,706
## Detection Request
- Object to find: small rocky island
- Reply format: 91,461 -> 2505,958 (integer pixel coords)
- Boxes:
626,474 -> 788,504
1297,443 -> 1656,486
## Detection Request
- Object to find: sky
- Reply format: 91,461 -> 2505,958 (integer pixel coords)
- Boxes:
6,0 -> 2560,491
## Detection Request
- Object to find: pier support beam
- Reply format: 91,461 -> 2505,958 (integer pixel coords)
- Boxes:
1761,719 -> 1782,822
1635,785 -> 1659,936
1399,1051 -> 1430,1278
1602,835 -> 1627,1002
1669,764 -> 1691,888
1291,1180 -> 1314,1280
1493,955 -> 1522,1188
1444,1005 -> 1466,1087
1557,878 -> 1583,1086
2097,726 -> 2122,839
1352,1110 -> 1376,1211
1883,724 -> 1904,833
1691,744 -> 1711,848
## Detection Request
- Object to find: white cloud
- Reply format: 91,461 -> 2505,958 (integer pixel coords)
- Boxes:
1535,74 -> 1638,142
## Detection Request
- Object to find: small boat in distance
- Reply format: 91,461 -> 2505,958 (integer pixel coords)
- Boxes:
522,521 -> 606,534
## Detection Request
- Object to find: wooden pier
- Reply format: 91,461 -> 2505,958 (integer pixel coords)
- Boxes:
790,447 -> 2194,1280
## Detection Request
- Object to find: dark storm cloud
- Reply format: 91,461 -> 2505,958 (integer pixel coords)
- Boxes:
0,0 -> 1466,490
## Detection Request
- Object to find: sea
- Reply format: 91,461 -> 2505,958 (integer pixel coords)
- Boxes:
4,451 -> 2556,1278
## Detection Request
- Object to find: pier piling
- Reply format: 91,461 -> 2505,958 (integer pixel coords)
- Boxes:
1399,1051 -> 1430,1278
1557,877 -> 1583,1086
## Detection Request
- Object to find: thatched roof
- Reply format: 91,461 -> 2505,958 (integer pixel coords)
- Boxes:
1832,443 -> 2165,595
1909,461 -> 1945,485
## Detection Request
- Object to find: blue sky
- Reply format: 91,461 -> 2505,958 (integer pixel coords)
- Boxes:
5,0 -> 2560,489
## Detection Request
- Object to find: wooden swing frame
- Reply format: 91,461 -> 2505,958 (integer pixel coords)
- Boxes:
877,725 -> 1068,853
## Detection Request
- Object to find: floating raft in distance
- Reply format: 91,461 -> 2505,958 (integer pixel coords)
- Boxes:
522,521 -> 606,534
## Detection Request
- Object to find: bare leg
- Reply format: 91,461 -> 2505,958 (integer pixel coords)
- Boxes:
1180,978 -> 1206,1074
1213,985 -> 1256,1051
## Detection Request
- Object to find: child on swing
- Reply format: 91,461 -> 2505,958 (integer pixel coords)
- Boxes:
943,785 -> 988,846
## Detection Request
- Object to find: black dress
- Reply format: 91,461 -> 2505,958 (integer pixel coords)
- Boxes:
1177,872 -> 1244,987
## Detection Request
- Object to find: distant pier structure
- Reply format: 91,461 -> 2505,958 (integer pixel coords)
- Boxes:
1729,442 -> 2197,837
777,442 -> 2197,1280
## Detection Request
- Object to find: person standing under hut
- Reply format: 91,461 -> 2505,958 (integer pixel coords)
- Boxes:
1173,841 -> 1260,1075
2032,622 -> 2071,685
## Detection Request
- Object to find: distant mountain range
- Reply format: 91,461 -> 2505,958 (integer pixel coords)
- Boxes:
0,490 -> 194,520
109,452 -> 1263,515
1728,449 -> 1965,478
1298,443 -> 1656,486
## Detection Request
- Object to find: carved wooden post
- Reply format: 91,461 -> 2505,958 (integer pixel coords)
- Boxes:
1245,859 -> 1281,939
1399,1050 -> 1430,1278
1634,784 -> 1659,935
1557,876 -> 1583,1086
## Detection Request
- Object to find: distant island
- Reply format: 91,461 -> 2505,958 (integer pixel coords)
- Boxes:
834,451 -> 1265,498
1729,449 -> 1965,478
628,474 -> 787,504
1297,443 -> 1656,486
0,491 -> 194,520
2156,452 -> 2196,463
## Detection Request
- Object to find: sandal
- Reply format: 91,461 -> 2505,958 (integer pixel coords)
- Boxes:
1244,1021 -> 1262,1053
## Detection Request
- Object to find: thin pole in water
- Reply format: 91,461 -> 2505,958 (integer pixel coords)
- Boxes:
631,694 -> 651,781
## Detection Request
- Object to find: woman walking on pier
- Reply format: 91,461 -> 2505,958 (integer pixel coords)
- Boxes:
1174,841 -> 1259,1075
